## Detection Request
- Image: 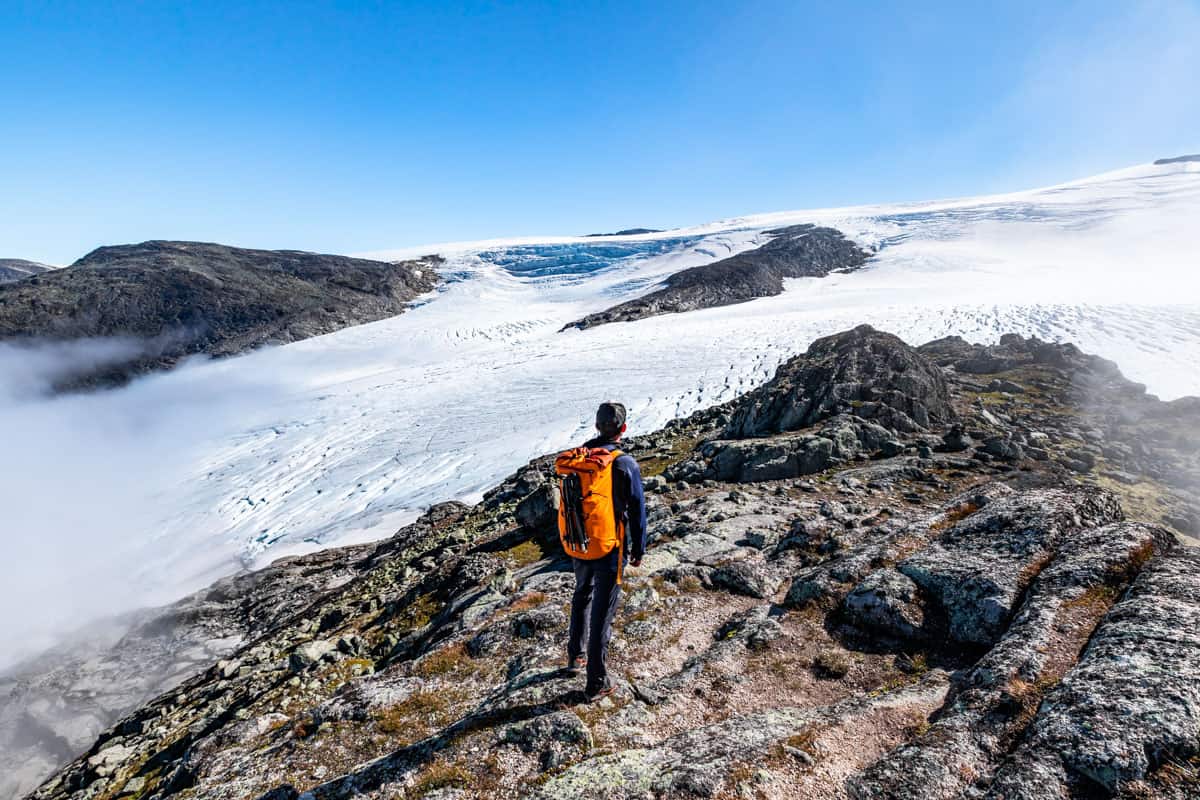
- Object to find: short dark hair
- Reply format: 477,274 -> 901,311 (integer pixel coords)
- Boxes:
595,401 -> 626,437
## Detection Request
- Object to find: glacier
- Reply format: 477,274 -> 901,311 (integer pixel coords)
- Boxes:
1,159 -> 1198,667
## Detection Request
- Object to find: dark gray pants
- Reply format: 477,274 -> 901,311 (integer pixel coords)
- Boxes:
567,557 -> 621,694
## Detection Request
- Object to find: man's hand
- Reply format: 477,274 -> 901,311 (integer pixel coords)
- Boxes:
629,557 -> 643,568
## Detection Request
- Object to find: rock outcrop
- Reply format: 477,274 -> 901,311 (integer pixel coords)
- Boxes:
0,241 -> 440,388
15,327 -> 1200,800
564,225 -> 870,330
726,325 -> 956,438
665,326 -> 956,483
0,259 -> 54,283
985,546 -> 1200,799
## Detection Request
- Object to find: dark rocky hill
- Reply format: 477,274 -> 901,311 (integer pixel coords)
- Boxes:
15,327 -> 1200,800
0,259 -> 54,283
564,225 -> 871,331
585,228 -> 664,237
0,241 -> 440,388
1153,154 -> 1200,165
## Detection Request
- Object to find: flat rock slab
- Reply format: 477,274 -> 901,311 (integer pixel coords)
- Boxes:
849,522 -> 1173,800
898,487 -> 1123,646
526,672 -> 950,800
986,546 -> 1200,798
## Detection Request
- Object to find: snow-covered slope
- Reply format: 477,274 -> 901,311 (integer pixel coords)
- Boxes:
2,160 -> 1198,666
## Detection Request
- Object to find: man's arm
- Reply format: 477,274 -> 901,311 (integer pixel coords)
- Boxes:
618,455 -> 648,565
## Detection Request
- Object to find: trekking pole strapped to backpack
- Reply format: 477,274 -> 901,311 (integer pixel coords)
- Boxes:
560,472 -> 589,552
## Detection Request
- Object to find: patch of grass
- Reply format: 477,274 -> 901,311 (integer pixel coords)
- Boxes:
766,726 -> 822,772
868,674 -> 916,698
763,652 -> 798,679
678,574 -> 704,593
638,434 -> 704,478
374,687 -> 468,745
709,671 -> 736,705
1063,584 -> 1118,614
1126,539 -> 1157,575
1017,553 -> 1056,591
975,392 -> 1010,406
812,648 -> 852,679
395,592 -> 443,632
894,651 -> 928,676
1003,675 -> 1061,726
312,657 -> 377,695
410,758 -> 472,796
291,713 -> 321,740
504,539 -> 545,568
930,501 -> 980,534
97,761 -> 164,800
575,693 -> 628,728
1149,755 -> 1200,792
504,590 -> 548,615
622,607 -> 652,626
413,642 -> 472,678
785,728 -> 819,755
727,760 -> 758,786
787,604 -> 827,626
651,574 -> 680,597
1089,473 -> 1176,533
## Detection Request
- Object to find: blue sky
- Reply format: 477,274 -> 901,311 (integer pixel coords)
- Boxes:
2,1 -> 1197,265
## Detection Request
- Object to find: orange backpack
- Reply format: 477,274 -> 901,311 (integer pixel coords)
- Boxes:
556,447 -> 625,568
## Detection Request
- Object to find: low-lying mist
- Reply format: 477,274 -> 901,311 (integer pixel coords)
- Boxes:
0,339 -> 289,671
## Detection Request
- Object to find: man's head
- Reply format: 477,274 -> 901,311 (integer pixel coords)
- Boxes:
595,401 -> 627,441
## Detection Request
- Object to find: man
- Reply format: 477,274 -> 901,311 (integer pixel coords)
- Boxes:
565,401 -> 647,701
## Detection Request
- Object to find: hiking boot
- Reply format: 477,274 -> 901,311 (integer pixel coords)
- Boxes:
585,683 -> 616,702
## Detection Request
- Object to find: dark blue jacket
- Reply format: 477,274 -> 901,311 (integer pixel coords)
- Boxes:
583,437 -> 647,570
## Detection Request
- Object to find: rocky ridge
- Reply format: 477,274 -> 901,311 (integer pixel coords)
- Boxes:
1153,154 -> 1200,165
0,259 -> 55,283
584,229 -> 664,237
564,225 -> 870,331
15,325 -> 1200,800
0,241 -> 440,388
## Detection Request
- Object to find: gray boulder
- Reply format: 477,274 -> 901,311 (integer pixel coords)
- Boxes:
711,560 -> 776,599
503,710 -> 592,770
511,607 -> 566,639
842,568 -> 926,640
515,483 -> 559,533
939,424 -> 972,452
980,435 -> 1024,460
289,640 -> 337,672
707,433 -> 838,482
